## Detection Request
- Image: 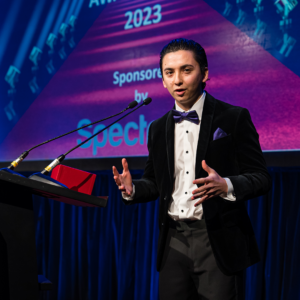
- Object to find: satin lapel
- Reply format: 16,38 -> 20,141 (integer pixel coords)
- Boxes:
166,110 -> 175,187
195,93 -> 216,179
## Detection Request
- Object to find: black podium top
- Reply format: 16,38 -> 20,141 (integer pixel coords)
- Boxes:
0,171 -> 107,208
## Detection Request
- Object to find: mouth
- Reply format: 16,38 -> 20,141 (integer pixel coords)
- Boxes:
175,89 -> 186,96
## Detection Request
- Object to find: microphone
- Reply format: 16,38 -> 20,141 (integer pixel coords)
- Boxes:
127,101 -> 139,109
37,97 -> 152,176
4,100 -> 138,171
143,97 -> 152,105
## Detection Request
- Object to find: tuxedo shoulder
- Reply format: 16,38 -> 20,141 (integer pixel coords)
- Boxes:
214,98 -> 251,121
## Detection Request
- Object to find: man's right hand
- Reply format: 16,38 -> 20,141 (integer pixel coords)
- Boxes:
112,158 -> 133,197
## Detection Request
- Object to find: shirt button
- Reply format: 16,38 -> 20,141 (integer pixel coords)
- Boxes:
185,192 -> 187,194
181,210 -> 184,213
186,171 -> 189,174
186,151 -> 188,153
186,131 -> 188,133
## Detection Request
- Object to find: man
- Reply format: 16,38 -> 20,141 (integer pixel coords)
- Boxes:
112,39 -> 271,300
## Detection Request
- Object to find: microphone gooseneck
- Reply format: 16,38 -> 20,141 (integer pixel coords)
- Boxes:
7,100 -> 139,170
41,98 -> 152,175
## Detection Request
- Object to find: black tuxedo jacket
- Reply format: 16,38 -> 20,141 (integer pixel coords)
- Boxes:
123,92 -> 272,275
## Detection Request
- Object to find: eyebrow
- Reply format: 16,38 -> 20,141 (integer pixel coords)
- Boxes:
163,64 -> 195,72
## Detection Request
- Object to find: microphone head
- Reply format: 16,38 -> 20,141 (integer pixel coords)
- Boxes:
143,97 -> 152,105
128,100 -> 138,109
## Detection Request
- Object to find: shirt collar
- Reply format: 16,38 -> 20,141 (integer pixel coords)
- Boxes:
175,91 -> 206,121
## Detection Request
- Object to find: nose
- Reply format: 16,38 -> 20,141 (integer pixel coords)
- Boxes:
174,71 -> 183,86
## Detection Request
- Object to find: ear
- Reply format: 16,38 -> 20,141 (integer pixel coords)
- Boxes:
162,78 -> 167,88
202,68 -> 209,83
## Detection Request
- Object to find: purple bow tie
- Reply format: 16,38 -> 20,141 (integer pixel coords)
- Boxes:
172,109 -> 199,124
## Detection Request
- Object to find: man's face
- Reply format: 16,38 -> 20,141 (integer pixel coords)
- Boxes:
162,50 -> 208,109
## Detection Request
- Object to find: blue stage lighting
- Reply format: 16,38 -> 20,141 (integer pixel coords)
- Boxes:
69,15 -> 77,29
29,46 -> 43,67
254,20 -> 267,38
53,0 -> 72,35
65,0 -> 79,26
279,33 -> 297,57
253,0 -> 264,13
0,0 -> 23,66
5,66 -> 20,89
58,23 -> 69,40
68,37 -> 76,48
46,33 -> 57,51
45,60 -> 55,74
29,77 -> 40,94
4,101 -> 17,122
223,2 -> 233,16
236,9 -> 247,25
36,0 -> 61,50
74,0 -> 85,17
275,0 -> 298,20
58,47 -> 67,60
13,0 -> 47,70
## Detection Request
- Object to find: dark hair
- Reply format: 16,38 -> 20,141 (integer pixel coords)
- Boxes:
159,38 -> 208,89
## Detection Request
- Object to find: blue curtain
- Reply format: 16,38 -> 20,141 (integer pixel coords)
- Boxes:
30,167 -> 300,300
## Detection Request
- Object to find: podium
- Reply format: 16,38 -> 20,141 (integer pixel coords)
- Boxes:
0,171 -> 107,300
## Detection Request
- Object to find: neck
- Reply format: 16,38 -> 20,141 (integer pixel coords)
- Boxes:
176,91 -> 203,111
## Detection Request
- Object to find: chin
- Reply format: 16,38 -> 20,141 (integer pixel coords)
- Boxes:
175,97 -> 189,104
173,94 -> 188,101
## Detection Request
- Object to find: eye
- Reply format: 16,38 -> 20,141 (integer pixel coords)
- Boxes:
184,68 -> 190,72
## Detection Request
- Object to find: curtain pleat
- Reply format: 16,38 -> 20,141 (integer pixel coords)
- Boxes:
30,167 -> 300,300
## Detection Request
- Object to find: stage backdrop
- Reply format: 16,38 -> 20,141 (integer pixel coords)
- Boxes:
1,0 -> 300,162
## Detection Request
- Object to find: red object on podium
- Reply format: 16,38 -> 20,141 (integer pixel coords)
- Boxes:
51,165 -> 96,195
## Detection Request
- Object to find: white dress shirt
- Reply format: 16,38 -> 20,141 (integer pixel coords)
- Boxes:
123,91 -> 236,220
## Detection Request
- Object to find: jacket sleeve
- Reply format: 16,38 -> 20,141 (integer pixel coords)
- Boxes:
122,123 -> 160,205
227,108 -> 272,201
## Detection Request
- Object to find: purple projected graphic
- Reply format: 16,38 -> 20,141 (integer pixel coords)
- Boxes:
1,0 -> 300,161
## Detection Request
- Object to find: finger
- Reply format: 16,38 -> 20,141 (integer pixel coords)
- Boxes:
119,185 -> 132,196
194,192 -> 216,205
192,183 -> 213,195
112,166 -> 120,177
191,192 -> 206,200
195,189 -> 218,201
112,167 -> 122,185
202,160 -> 215,174
114,176 -> 121,186
205,187 -> 218,196
193,177 -> 213,185
119,185 -> 131,195
191,187 -> 212,199
192,189 -> 208,198
122,158 -> 129,172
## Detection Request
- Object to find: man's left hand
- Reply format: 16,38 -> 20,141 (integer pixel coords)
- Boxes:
192,160 -> 228,206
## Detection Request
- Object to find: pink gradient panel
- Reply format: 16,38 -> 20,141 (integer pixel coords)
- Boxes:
1,0 -> 300,162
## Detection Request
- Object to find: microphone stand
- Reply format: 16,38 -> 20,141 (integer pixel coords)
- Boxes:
1,101 -> 138,176
29,98 -> 152,187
